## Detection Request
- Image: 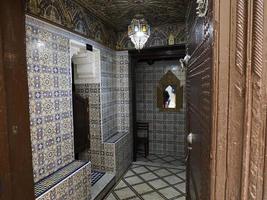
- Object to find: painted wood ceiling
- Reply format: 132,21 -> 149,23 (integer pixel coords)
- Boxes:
75,0 -> 188,31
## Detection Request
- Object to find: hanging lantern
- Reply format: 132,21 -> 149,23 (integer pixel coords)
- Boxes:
128,14 -> 150,50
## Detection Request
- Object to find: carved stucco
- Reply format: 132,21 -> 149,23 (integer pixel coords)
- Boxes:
116,23 -> 186,50
26,0 -> 118,49
25,0 -> 187,50
74,0 -> 188,31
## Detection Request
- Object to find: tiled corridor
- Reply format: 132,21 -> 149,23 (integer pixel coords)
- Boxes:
104,155 -> 186,200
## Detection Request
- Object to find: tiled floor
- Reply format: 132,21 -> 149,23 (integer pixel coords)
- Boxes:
104,154 -> 186,200
136,154 -> 185,168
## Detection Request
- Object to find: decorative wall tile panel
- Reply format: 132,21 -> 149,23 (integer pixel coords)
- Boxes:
75,52 -> 132,177
114,133 -> 133,179
26,23 -> 74,183
136,60 -> 186,156
36,162 -> 91,200
26,16 -> 133,199
75,83 -> 106,171
26,0 -> 117,49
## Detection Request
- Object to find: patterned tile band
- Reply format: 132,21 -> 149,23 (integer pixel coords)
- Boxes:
91,170 -> 105,186
34,161 -> 89,197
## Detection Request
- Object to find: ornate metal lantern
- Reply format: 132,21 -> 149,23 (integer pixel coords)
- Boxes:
128,14 -> 150,50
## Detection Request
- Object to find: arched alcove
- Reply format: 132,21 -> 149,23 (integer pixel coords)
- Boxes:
157,70 -> 183,112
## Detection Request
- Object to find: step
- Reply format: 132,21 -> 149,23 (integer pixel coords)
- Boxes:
91,173 -> 116,200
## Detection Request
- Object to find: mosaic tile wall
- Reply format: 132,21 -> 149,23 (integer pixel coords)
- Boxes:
114,133 -> 133,179
100,52 -> 118,141
135,60 -> 186,156
75,83 -> 110,171
26,16 -> 133,188
115,52 -> 131,134
113,52 -> 133,179
26,23 -> 74,183
99,51 -> 130,141
75,52 -> 132,176
36,162 -> 91,200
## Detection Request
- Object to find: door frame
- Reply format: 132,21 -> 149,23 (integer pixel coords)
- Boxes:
0,0 -> 35,199
211,0 -> 267,199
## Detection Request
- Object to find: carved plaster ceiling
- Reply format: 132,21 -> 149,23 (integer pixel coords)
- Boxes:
75,0 -> 188,31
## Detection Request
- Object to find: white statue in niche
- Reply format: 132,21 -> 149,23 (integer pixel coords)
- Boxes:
163,85 -> 176,109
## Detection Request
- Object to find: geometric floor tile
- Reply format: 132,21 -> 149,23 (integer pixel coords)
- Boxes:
177,171 -> 186,179
115,180 -> 128,190
163,175 -> 183,185
125,176 -> 143,185
142,192 -> 165,200
154,169 -> 172,177
132,166 -> 149,174
148,179 -> 169,189
104,154 -> 186,200
114,187 -> 136,199
105,193 -> 117,200
174,182 -> 186,194
158,187 -> 181,199
132,183 -> 153,194
136,153 -> 185,169
141,172 -> 158,181
124,170 -> 135,178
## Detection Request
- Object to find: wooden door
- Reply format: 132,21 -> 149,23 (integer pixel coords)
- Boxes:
0,0 -> 35,199
186,0 -> 267,199
186,1 -> 213,199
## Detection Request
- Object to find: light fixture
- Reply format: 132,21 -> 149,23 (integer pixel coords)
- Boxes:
128,14 -> 150,50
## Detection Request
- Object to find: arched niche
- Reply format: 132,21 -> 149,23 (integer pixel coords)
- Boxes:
157,70 -> 183,112
70,40 -> 101,84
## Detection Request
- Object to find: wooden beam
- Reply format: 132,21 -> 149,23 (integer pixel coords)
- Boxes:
128,44 -> 186,63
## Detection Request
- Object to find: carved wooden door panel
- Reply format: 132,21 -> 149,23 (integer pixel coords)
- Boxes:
185,0 -> 267,199
186,1 -> 213,200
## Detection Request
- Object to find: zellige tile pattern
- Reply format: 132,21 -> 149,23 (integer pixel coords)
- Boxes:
34,161 -> 89,198
135,60 -> 186,157
26,23 -> 74,183
75,52 -> 132,178
105,155 -> 186,200
36,162 -> 91,200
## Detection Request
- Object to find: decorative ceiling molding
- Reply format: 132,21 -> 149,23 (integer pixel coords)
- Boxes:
74,0 -> 188,31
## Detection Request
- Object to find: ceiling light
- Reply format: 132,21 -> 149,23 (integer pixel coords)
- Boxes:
128,14 -> 150,50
